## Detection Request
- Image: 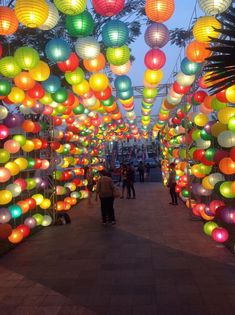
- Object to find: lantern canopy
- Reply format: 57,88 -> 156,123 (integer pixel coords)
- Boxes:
75,37 -> 100,60
102,20 -> 129,47
39,2 -> 60,30
54,0 -> 87,15
45,38 -> 71,62
92,0 -> 125,17
15,0 -> 49,28
145,0 -> 175,23
199,0 -> 232,15
144,23 -> 169,48
65,10 -> 94,37
0,6 -> 18,36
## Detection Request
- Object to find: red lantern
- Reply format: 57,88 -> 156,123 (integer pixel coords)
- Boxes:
27,83 -> 45,99
230,147 -> 235,162
50,141 -> 61,150
193,149 -> 205,161
216,89 -> 228,103
32,122 -> 41,134
53,116 -> 62,126
25,198 -> 36,210
92,0 -> 125,16
214,150 -> 229,165
57,53 -> 79,72
41,139 -> 48,149
62,93 -> 75,106
0,223 -> 12,239
193,90 -> 207,104
172,82 -> 190,95
94,86 -> 112,100
34,158 -> 42,169
144,49 -> 166,70
16,224 -> 30,238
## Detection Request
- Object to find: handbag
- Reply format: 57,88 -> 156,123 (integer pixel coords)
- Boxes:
113,185 -> 121,198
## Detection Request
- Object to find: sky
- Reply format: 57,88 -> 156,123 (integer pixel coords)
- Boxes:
126,0 -> 201,116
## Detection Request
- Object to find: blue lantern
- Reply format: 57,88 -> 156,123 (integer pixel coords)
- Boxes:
9,205 -> 22,219
181,57 -> 202,76
102,20 -> 129,47
45,39 -> 71,62
114,75 -> 132,92
117,88 -> 133,100
42,75 -> 61,93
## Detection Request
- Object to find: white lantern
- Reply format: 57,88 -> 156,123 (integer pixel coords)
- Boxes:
75,37 -> 100,60
41,215 -> 52,227
176,72 -> 195,87
166,94 -> 182,105
218,130 -> 235,148
126,110 -> 136,120
39,3 -> 59,30
195,138 -> 211,149
208,173 -> 225,188
199,0 -> 232,15
83,95 -> 97,108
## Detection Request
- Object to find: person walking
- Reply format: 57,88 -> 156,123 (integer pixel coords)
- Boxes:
127,163 -> 136,199
138,161 -> 145,182
96,170 -> 116,225
87,171 -> 95,206
167,163 -> 178,205
120,164 -> 128,198
145,163 -> 151,181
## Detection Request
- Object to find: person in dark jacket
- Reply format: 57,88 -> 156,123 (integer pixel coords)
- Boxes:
138,161 -> 145,182
127,164 -> 136,199
167,163 -> 178,205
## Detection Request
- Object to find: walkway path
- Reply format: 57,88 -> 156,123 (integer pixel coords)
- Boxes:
0,183 -> 235,315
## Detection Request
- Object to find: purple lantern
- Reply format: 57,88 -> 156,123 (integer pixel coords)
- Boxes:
144,23 -> 170,49
24,217 -> 37,229
3,114 -> 21,128
32,103 -> 45,114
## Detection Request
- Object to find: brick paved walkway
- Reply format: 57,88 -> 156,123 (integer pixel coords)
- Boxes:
0,183 -> 235,315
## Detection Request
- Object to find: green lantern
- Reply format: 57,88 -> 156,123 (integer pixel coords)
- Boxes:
52,88 -> 68,103
203,221 -> 218,236
14,47 -> 39,70
200,129 -> 212,141
26,178 -> 36,190
12,134 -> 26,146
27,157 -> 36,169
102,20 -> 129,47
106,45 -> 130,66
205,148 -> 216,161
55,104 -> 66,115
65,67 -> 84,85
143,87 -> 157,99
0,79 -> 12,96
211,98 -> 227,111
65,10 -> 94,37
73,103 -> 84,114
101,96 -> 115,106
0,57 -> 21,78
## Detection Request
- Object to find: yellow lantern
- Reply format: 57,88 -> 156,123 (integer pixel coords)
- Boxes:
29,61 -> 50,81
39,3 -> 59,30
194,113 -> 208,127
72,80 -> 90,96
15,0 -> 49,28
22,140 -> 35,152
144,69 -> 163,85
0,190 -> 12,205
211,122 -> 228,137
218,107 -> 235,124
225,85 -> 235,103
5,162 -> 20,176
40,92 -> 53,104
8,87 -> 25,103
89,73 -> 109,92
14,157 -> 28,171
54,0 -> 86,15
193,16 -> 221,43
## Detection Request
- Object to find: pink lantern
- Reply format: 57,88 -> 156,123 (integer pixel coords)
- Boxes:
0,125 -> 9,139
144,49 -> 166,70
4,140 -> 21,154
209,200 -> 225,214
92,0 -> 125,16
212,227 -> 229,243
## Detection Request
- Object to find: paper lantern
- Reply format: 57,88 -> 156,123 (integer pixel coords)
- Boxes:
39,2 -> 59,30
0,105 -> 8,120
0,79 -> 12,96
42,215 -> 53,227
193,16 -> 221,43
29,61 -> 50,81
212,227 -> 229,243
83,53 -> 106,72
219,157 -> 235,175
145,0 -> 175,23
225,85 -> 235,103
218,107 -> 235,124
0,208 -> 11,224
45,38 -> 71,62
15,47 -> 40,71
114,75 -> 132,92
8,87 -> 25,103
75,37 -> 100,60
186,41 -> 211,63
4,140 -> 20,154
0,56 -> 21,78
144,49 -> 166,70
144,69 -> 163,85
24,217 -> 37,229
15,0 -> 49,28
65,68 -> 84,85
199,0 -> 232,15
110,61 -> 131,75
89,73 -> 109,92
218,131 -> 235,148
102,20 -> 129,47
144,23 -> 169,48
181,57 -> 202,75
66,10 -> 94,37
176,72 -> 195,87
54,0 -> 86,15
92,0 -> 125,16
0,125 -> 9,140
42,75 -> 61,93
106,45 -> 130,66
14,72 -> 35,91
8,229 -> 24,244
0,190 -> 12,205
57,53 -> 79,72
220,181 -> 235,198
0,6 -> 18,36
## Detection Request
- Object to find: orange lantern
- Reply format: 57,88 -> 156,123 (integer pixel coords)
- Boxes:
22,95 -> 37,107
104,102 -> 117,113
0,7 -> 19,36
186,41 -> 211,63
112,110 -> 122,120
17,200 -> 29,214
219,157 -> 235,175
83,53 -> 106,72
32,138 -> 42,150
145,0 -> 175,23
14,72 -> 36,90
